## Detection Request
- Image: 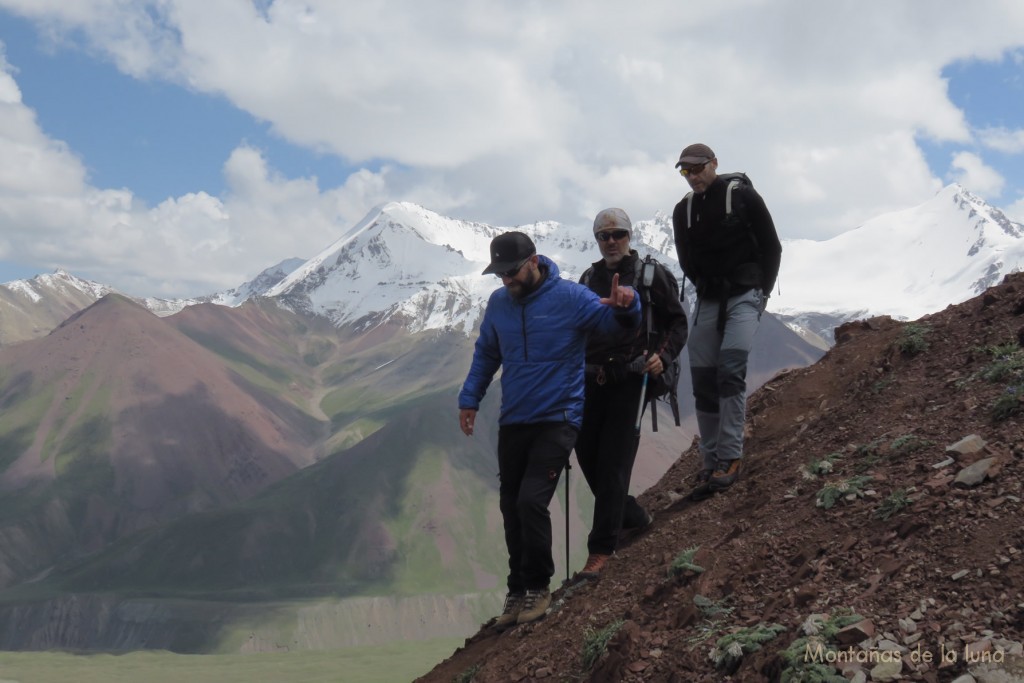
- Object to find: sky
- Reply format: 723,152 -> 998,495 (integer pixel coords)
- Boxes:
0,1 -> 1023,299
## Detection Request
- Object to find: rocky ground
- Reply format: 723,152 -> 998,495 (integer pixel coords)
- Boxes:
415,273 -> 1024,683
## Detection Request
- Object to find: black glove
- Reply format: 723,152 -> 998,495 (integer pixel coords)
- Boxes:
626,354 -> 648,374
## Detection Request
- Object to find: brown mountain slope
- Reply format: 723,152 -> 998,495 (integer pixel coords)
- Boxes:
0,294 -> 322,586
416,274 -> 1024,683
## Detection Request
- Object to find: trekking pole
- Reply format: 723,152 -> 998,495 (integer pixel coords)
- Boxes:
630,370 -> 647,436
634,371 -> 648,434
564,459 -> 571,583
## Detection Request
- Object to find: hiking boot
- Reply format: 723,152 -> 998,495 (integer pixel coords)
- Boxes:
578,553 -> 611,579
688,468 -> 716,501
617,508 -> 654,546
493,592 -> 524,629
709,459 -> 741,490
621,506 -> 653,533
516,588 -> 551,624
630,507 -> 654,531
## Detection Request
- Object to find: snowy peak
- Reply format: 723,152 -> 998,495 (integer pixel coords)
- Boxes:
266,201 -> 678,333
772,183 -> 1024,338
944,183 -> 1023,245
2,268 -> 114,303
209,258 -> 306,308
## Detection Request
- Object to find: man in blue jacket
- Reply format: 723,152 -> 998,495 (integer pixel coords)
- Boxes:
459,230 -> 641,627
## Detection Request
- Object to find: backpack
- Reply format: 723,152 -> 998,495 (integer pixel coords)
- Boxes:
682,171 -> 752,230
580,255 -> 683,431
635,255 -> 682,432
681,171 -> 763,332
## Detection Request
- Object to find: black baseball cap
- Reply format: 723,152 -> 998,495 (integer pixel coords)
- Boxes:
482,231 -> 536,275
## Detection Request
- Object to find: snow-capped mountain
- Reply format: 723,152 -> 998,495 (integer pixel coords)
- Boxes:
264,185 -> 1024,342
5,184 -> 1020,348
0,270 -> 118,346
140,258 -> 308,314
0,260 -> 308,346
2,268 -> 113,302
266,202 -> 680,334
771,184 -> 1024,341
208,258 -> 307,308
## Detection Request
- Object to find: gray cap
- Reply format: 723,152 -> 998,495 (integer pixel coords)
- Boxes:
593,208 -> 632,235
675,143 -> 716,169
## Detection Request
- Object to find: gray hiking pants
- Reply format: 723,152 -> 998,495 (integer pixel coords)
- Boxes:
689,287 -> 763,469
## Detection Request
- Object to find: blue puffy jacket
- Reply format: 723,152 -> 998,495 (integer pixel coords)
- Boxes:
459,255 -> 641,428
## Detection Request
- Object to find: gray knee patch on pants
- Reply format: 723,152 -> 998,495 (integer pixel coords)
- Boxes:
718,349 -> 748,398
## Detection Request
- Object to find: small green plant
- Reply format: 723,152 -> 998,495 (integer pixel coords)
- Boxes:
853,439 -> 883,457
800,452 -> 842,479
778,610 -> 864,682
779,638 -> 849,682
684,595 -> 735,646
668,545 -> 704,576
978,343 -> 1024,382
452,663 -> 481,683
870,377 -> 894,394
852,439 -> 884,473
816,476 -> 872,510
991,385 -> 1024,422
694,594 -> 734,619
875,488 -> 911,520
896,322 -> 931,356
710,623 -> 786,672
581,619 -> 623,671
889,434 -> 934,455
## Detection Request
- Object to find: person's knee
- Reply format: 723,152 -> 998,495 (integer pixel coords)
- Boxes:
516,491 -> 549,518
692,366 -> 718,412
717,349 -> 749,397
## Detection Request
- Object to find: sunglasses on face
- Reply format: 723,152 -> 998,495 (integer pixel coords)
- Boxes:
495,258 -> 529,279
596,229 -> 630,242
678,161 -> 709,177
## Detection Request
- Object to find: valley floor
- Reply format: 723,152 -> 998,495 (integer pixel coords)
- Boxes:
0,639 -> 462,683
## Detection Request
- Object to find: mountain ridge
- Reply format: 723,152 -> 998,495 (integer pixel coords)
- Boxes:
2,184 -> 1021,350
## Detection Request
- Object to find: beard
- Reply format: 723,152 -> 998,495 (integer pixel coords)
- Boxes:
507,265 -> 544,300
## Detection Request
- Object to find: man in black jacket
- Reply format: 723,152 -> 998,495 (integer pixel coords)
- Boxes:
672,143 -> 782,494
575,208 -> 689,577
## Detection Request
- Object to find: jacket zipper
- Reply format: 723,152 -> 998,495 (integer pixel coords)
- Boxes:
520,304 -> 528,361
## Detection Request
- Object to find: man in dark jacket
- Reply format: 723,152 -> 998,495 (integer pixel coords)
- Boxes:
459,230 -> 641,627
575,208 -> 688,578
672,143 -> 782,494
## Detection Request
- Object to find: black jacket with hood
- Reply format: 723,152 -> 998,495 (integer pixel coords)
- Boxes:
579,250 -> 688,371
671,174 -> 782,299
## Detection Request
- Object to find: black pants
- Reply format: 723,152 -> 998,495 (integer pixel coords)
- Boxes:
575,375 -> 649,555
497,422 -> 577,592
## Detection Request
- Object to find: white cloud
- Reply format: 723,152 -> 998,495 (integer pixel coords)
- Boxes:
978,126 -> 1024,153
0,1 -> 1023,295
1006,195 -> 1024,223
948,151 -> 1005,198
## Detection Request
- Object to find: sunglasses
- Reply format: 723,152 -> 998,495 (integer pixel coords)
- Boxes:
596,229 -> 630,242
495,258 -> 529,279
678,161 -> 709,177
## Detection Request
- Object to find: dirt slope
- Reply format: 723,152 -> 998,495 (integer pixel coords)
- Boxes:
415,273 -> 1024,683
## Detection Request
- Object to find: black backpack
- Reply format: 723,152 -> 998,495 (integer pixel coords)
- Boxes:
580,255 -> 683,431
635,255 -> 682,432
681,171 -> 752,230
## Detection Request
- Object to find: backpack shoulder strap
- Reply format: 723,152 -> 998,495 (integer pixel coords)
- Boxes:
684,191 -> 694,229
580,266 -> 594,287
716,171 -> 752,217
725,178 -> 740,216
